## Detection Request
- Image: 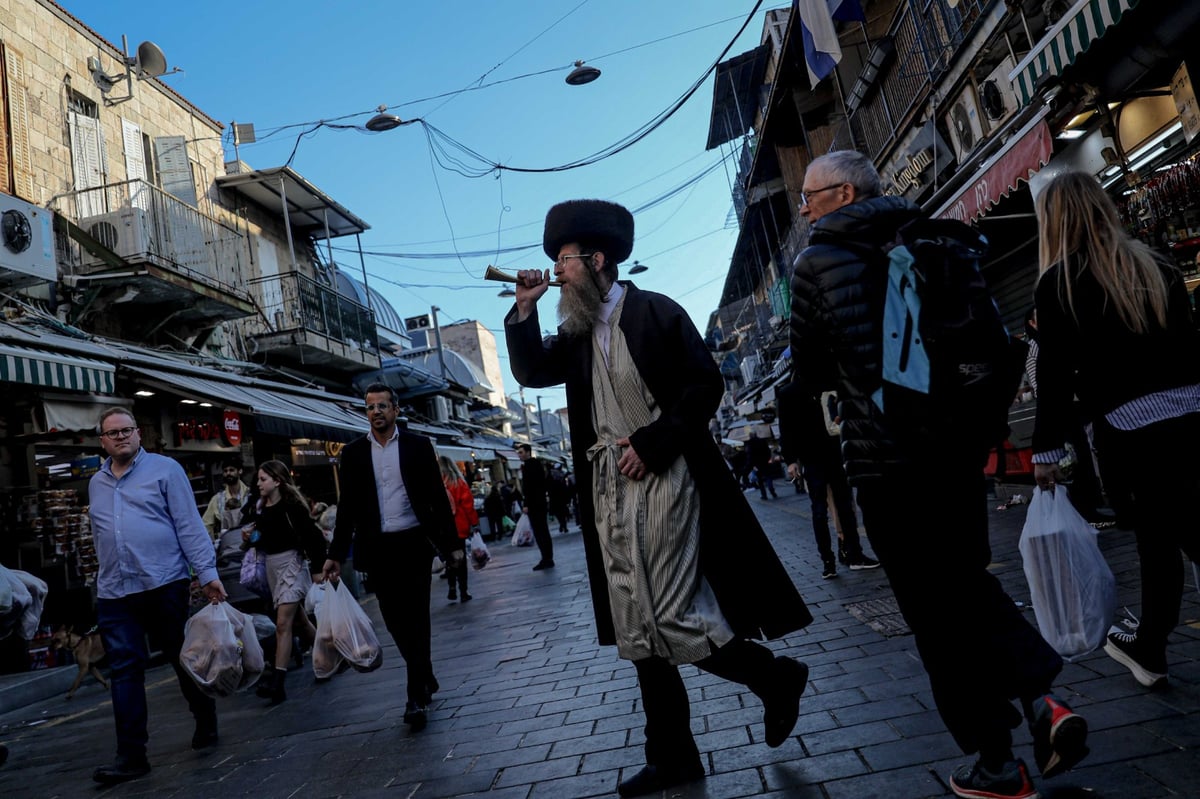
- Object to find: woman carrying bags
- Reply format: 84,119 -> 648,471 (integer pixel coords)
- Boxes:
241,460 -> 328,703
440,456 -> 479,603
1032,171 -> 1200,689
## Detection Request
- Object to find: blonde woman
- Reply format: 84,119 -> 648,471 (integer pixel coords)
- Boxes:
1033,171 -> 1200,689
241,460 -> 327,703
439,456 -> 478,603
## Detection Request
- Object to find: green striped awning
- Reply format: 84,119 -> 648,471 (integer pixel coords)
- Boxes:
1011,0 -> 1140,107
0,343 -> 115,393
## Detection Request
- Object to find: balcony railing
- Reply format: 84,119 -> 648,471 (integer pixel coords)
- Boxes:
247,271 -> 380,355
51,178 -> 250,299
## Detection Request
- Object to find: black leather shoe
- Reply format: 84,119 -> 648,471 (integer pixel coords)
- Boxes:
532,561 -> 554,571
763,657 -> 809,747
93,756 -> 151,785
191,717 -> 218,750
617,762 -> 705,797
403,701 -> 427,732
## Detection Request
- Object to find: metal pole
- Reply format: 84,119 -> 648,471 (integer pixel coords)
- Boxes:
536,395 -> 545,443
431,305 -> 447,380
355,233 -> 374,313
321,208 -> 335,275
518,387 -> 533,443
279,175 -> 298,270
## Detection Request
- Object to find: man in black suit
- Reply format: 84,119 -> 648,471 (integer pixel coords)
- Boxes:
323,383 -> 461,732
517,442 -> 554,570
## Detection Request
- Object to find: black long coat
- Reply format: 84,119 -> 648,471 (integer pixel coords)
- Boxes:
505,283 -> 811,646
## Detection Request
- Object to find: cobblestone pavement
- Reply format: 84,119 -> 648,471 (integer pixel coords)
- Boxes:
1,486 -> 1197,798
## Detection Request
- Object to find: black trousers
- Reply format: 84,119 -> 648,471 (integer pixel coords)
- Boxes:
527,507 -> 553,563
633,638 -> 777,768
97,579 -> 215,760
856,469 -> 1062,757
803,455 -> 863,562
370,529 -> 436,704
1094,412 -> 1200,665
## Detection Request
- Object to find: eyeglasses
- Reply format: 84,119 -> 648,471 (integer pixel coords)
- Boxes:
100,426 -> 138,440
554,252 -> 593,268
364,403 -> 393,412
800,183 -> 846,206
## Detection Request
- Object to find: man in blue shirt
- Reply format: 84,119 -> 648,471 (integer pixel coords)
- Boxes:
88,407 -> 226,785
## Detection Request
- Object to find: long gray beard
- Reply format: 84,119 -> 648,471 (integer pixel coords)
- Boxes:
557,277 -> 605,337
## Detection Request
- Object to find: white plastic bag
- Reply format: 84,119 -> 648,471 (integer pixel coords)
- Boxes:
468,531 -> 491,570
311,584 -> 346,679
324,580 -> 382,672
511,514 -> 534,547
181,603 -> 264,696
0,565 -> 32,640
1019,486 -> 1116,660
304,582 -> 327,616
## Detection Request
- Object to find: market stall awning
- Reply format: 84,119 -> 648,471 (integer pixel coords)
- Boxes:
436,444 -> 497,462
0,343 -> 114,393
1011,0 -> 1140,106
935,116 -> 1053,223
126,366 -> 368,442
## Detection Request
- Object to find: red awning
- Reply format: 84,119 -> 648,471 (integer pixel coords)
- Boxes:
936,117 -> 1053,223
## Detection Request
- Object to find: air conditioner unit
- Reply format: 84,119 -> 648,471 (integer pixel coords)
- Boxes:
944,84 -> 986,163
79,207 -> 154,267
0,193 -> 55,286
979,55 -> 1019,130
431,395 -> 453,423
739,354 -> 762,386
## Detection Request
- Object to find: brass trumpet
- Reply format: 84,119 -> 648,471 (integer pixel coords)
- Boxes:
484,265 -> 563,287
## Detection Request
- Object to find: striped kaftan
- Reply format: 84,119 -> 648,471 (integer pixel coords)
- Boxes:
585,294 -> 734,665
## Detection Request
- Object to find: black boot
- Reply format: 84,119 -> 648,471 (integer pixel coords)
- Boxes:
261,667 -> 286,705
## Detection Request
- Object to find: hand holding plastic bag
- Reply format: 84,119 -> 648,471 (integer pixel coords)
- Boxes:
1018,486 -> 1116,659
467,530 -> 491,570
325,580 -> 382,672
181,603 -> 264,696
511,514 -> 534,547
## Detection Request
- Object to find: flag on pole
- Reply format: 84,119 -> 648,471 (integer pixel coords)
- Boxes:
796,0 -> 865,87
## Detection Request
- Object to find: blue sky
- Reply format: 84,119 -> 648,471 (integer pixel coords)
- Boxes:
62,0 -> 779,412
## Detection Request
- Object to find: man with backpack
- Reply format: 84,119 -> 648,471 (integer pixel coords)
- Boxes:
781,151 -> 1088,799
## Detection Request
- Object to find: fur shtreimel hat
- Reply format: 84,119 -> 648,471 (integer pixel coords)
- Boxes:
543,199 -> 634,264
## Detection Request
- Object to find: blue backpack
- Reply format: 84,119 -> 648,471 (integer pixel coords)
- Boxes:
872,218 -> 1027,452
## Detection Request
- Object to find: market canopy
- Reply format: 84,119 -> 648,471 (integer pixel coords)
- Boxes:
0,342 -> 114,394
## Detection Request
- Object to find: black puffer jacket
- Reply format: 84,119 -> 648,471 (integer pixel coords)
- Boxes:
786,196 -> 922,482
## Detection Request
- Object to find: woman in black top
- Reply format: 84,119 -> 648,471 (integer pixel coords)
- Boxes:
1033,171 -> 1200,689
241,460 -> 327,703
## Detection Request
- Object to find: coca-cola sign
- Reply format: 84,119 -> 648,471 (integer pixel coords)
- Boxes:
223,410 -> 242,447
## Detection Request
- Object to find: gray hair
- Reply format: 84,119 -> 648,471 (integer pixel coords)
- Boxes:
809,150 -> 882,199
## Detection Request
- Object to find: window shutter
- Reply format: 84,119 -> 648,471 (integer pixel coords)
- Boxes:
3,44 -> 35,200
0,45 -> 11,195
68,111 -> 107,218
153,135 -> 198,207
122,118 -> 149,209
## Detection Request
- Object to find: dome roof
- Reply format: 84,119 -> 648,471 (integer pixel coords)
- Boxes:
335,268 -> 406,342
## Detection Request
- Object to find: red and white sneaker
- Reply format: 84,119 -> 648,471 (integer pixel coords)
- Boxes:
1029,694 -> 1089,778
949,758 -> 1039,799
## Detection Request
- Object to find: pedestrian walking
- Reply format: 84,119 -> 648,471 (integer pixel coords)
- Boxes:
548,468 -> 571,533
88,408 -> 227,785
516,443 -> 554,570
323,383 -> 462,732
745,432 -> 777,499
784,151 -> 1088,799
483,481 -> 508,542
239,460 -> 326,704
506,199 -> 812,798
779,389 -> 878,578
439,455 -> 478,603
1032,171 -> 1200,690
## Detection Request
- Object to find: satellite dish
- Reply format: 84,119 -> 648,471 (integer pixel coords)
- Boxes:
134,41 -> 168,79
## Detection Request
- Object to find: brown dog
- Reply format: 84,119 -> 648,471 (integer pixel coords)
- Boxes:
49,626 -> 108,699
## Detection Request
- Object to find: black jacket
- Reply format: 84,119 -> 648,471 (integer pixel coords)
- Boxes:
1033,257 -> 1200,453
786,196 -> 923,482
520,456 -> 548,512
329,429 -> 458,566
505,283 -> 811,646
